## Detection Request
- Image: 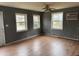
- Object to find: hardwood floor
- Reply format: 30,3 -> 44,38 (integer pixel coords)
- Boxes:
0,35 -> 79,56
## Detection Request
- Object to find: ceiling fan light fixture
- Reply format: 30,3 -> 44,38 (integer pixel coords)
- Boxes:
42,4 -> 56,12
44,10 -> 51,12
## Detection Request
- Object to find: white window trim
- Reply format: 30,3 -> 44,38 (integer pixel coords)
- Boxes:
51,12 -> 63,30
15,13 -> 28,32
33,15 -> 40,30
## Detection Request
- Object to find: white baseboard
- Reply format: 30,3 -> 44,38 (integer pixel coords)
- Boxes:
1,34 -> 78,47
50,35 -> 78,41
5,34 -> 40,46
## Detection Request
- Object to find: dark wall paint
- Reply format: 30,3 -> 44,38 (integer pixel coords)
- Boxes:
42,12 -> 51,35
0,6 -> 43,43
1,5 -> 79,43
3,10 -> 17,43
42,7 -> 79,40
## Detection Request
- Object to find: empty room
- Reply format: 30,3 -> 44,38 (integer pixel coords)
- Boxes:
0,2 -> 79,56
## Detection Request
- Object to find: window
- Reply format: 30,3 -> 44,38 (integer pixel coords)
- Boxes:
33,15 -> 40,29
51,12 -> 63,30
16,13 -> 27,32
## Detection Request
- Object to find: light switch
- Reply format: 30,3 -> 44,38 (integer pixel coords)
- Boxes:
5,24 -> 9,27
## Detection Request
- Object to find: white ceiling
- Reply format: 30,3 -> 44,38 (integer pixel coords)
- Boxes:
0,2 -> 79,11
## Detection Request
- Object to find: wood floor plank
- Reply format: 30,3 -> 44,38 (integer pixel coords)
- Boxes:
0,35 -> 79,56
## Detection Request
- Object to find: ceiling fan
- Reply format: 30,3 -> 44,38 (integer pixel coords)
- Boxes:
42,4 -> 56,12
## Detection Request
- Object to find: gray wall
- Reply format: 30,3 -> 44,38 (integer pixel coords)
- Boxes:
0,6 -> 43,43
0,5 -> 79,44
42,7 -> 79,40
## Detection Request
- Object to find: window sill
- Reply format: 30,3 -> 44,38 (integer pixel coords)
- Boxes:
16,30 -> 27,33
33,28 -> 40,30
51,29 -> 63,31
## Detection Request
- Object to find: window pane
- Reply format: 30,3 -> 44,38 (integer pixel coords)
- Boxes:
33,15 -> 40,29
16,22 -> 26,31
52,21 -> 63,29
16,14 -> 25,22
51,12 -> 63,30
16,13 -> 27,32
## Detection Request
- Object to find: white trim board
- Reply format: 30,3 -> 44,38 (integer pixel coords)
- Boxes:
4,34 -> 40,46
50,35 -> 78,41
44,33 -> 78,41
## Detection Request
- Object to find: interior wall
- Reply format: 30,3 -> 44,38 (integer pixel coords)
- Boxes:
0,5 -> 79,44
0,6 -> 43,43
42,7 -> 79,40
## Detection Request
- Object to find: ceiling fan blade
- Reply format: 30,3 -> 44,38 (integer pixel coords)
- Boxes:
43,9 -> 51,12
51,8 -> 55,10
42,8 -> 46,10
41,4 -> 56,12
50,8 -> 56,10
44,9 -> 48,11
48,9 -> 52,12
